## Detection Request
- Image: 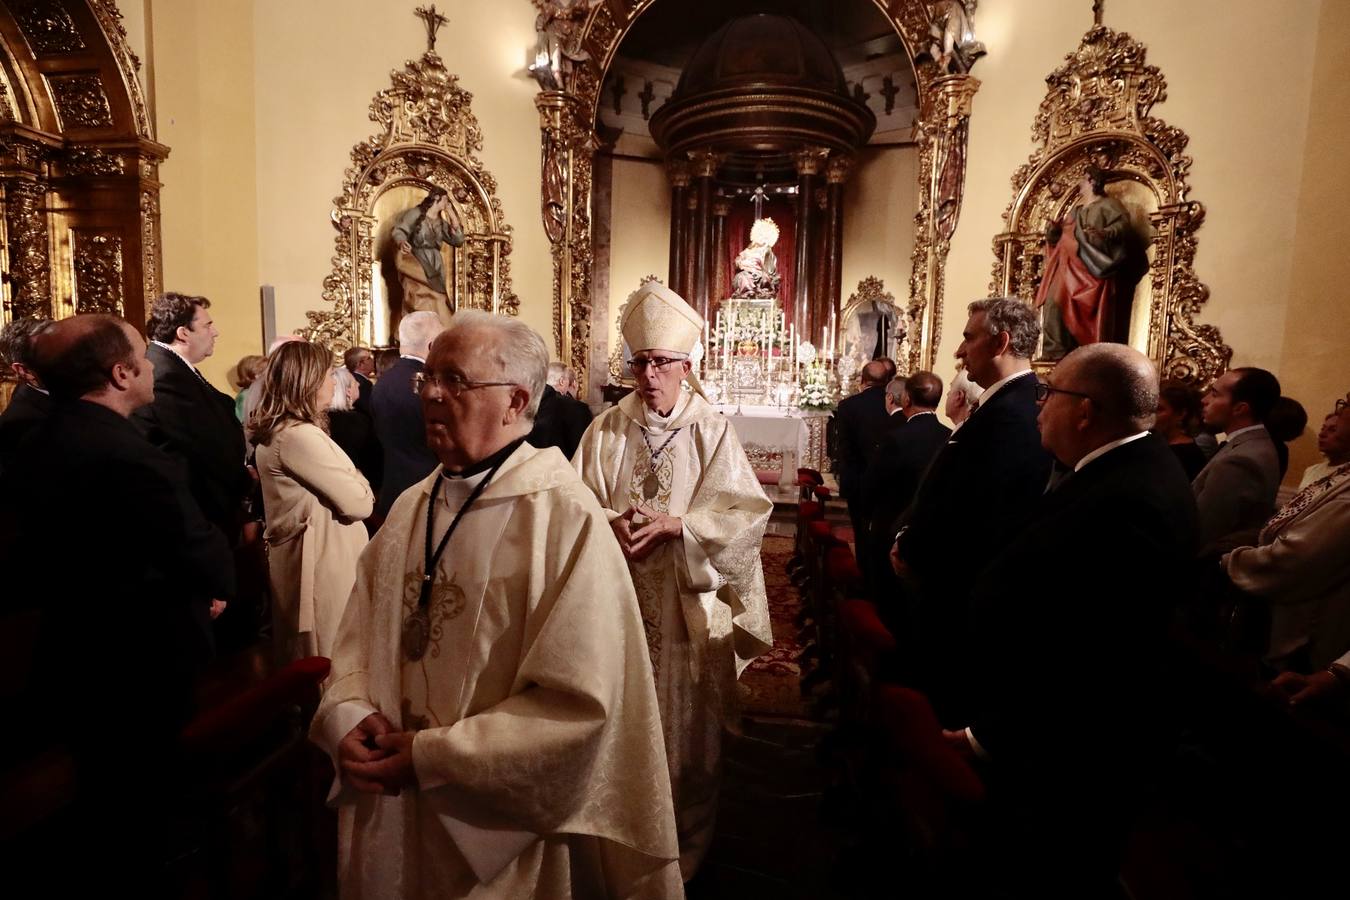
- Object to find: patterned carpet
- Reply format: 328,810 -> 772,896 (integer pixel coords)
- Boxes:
740,533 -> 809,719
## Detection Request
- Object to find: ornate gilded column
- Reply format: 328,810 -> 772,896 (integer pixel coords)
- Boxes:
666,159 -> 691,298
711,197 -> 730,316
909,74 -> 979,371
1,138 -> 53,322
793,147 -> 828,345
689,150 -> 720,321
536,89 -> 596,380
822,154 -> 852,342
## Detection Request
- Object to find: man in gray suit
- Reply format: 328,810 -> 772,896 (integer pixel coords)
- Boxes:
1193,366 -> 1282,549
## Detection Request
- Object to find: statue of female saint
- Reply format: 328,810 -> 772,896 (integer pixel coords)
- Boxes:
731,217 -> 782,299
1033,166 -> 1147,359
391,189 -> 466,327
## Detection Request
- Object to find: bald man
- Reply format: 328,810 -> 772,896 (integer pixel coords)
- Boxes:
951,344 -> 1198,897
0,314 -> 235,889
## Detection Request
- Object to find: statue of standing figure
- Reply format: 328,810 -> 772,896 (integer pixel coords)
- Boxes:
391,188 -> 466,328
731,217 -> 782,299
1033,166 -> 1149,359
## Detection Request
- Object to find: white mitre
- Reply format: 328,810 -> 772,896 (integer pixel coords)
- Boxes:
620,280 -> 707,399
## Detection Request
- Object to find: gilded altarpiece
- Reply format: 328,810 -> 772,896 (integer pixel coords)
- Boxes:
0,0 -> 166,333
989,24 -> 1230,384
531,0 -> 981,394
305,42 -> 517,354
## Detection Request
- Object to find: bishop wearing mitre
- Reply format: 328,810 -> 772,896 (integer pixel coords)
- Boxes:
574,281 -> 774,878
310,310 -> 683,899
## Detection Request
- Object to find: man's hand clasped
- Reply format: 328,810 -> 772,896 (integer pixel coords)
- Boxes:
610,505 -> 682,562
339,712 -> 419,796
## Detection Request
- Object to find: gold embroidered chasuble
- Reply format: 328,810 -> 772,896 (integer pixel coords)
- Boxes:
573,389 -> 773,876
311,442 -> 682,899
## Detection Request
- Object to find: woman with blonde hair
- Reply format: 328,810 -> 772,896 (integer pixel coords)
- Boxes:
251,341 -> 374,661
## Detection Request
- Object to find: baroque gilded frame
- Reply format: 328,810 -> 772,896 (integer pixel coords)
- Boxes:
989,24 -> 1230,384
304,47 -> 517,353
532,0 -> 980,392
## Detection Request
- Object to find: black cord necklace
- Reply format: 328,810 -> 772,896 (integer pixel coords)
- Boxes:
401,445 -> 515,661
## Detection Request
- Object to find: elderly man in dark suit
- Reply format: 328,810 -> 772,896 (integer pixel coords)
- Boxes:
1193,366 -> 1282,551
343,345 -> 376,413
1,314 -> 235,889
371,310 -> 445,517
0,317 -> 53,473
891,298 -> 1051,720
943,343 -> 1199,898
133,292 -> 250,540
832,357 -> 896,537
859,371 -> 951,612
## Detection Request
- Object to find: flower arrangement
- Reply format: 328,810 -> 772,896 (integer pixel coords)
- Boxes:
798,361 -> 835,411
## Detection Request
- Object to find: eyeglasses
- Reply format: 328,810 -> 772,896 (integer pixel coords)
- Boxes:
412,371 -> 516,397
1336,398 -> 1348,415
627,356 -> 687,374
1034,381 -> 1093,403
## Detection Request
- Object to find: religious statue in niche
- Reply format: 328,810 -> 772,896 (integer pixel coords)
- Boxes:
1033,166 -> 1149,360
917,0 -> 987,75
731,217 -> 782,299
392,188 -> 466,327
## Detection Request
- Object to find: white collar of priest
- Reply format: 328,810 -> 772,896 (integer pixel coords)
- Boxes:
1073,430 -> 1150,473
976,368 -> 1035,408
401,353 -> 426,363
439,436 -> 526,483
641,386 -> 690,433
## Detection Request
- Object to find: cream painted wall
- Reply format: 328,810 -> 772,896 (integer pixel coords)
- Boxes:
149,0 -> 260,388
1278,0 -> 1350,483
606,156 -> 671,357
938,0 -> 1322,384
841,145 -> 917,326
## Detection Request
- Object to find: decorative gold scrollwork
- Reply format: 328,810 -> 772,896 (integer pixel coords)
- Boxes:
304,36 -> 517,354
72,231 -> 124,315
989,23 -> 1230,385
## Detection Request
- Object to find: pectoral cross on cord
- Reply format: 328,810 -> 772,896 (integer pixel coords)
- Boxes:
640,428 -> 682,500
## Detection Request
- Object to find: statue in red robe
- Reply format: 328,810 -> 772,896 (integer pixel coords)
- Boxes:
1033,167 -> 1147,359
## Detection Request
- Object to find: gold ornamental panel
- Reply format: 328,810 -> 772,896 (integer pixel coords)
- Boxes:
305,29 -> 516,355
988,23 -> 1230,385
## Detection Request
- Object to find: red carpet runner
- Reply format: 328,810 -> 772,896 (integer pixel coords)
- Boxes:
739,533 -> 810,719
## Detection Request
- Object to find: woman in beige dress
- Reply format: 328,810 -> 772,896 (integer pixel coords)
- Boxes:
251,341 -> 374,661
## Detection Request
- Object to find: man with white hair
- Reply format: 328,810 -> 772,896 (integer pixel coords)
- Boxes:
573,281 -> 773,879
947,343 -> 1198,896
312,310 -> 681,898
945,363 -> 981,428
529,360 -> 592,459
372,310 -> 445,518
545,361 -> 576,397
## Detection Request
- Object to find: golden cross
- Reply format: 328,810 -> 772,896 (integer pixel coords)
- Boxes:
1093,0 -> 1105,26
415,4 -> 449,51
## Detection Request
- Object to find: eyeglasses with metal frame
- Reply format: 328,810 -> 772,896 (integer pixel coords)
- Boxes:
626,356 -> 687,375
413,371 -> 517,397
1035,381 -> 1094,403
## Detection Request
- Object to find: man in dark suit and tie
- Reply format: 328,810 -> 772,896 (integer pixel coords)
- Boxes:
133,293 -> 250,540
832,357 -> 896,538
0,317 -> 53,473
371,310 -> 445,517
859,371 -> 951,610
944,343 -> 1199,898
891,298 -> 1051,720
344,345 -> 376,414
1,314 -> 235,889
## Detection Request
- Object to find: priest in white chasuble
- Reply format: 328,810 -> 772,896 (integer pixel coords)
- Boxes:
574,282 -> 774,879
311,310 -> 682,900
